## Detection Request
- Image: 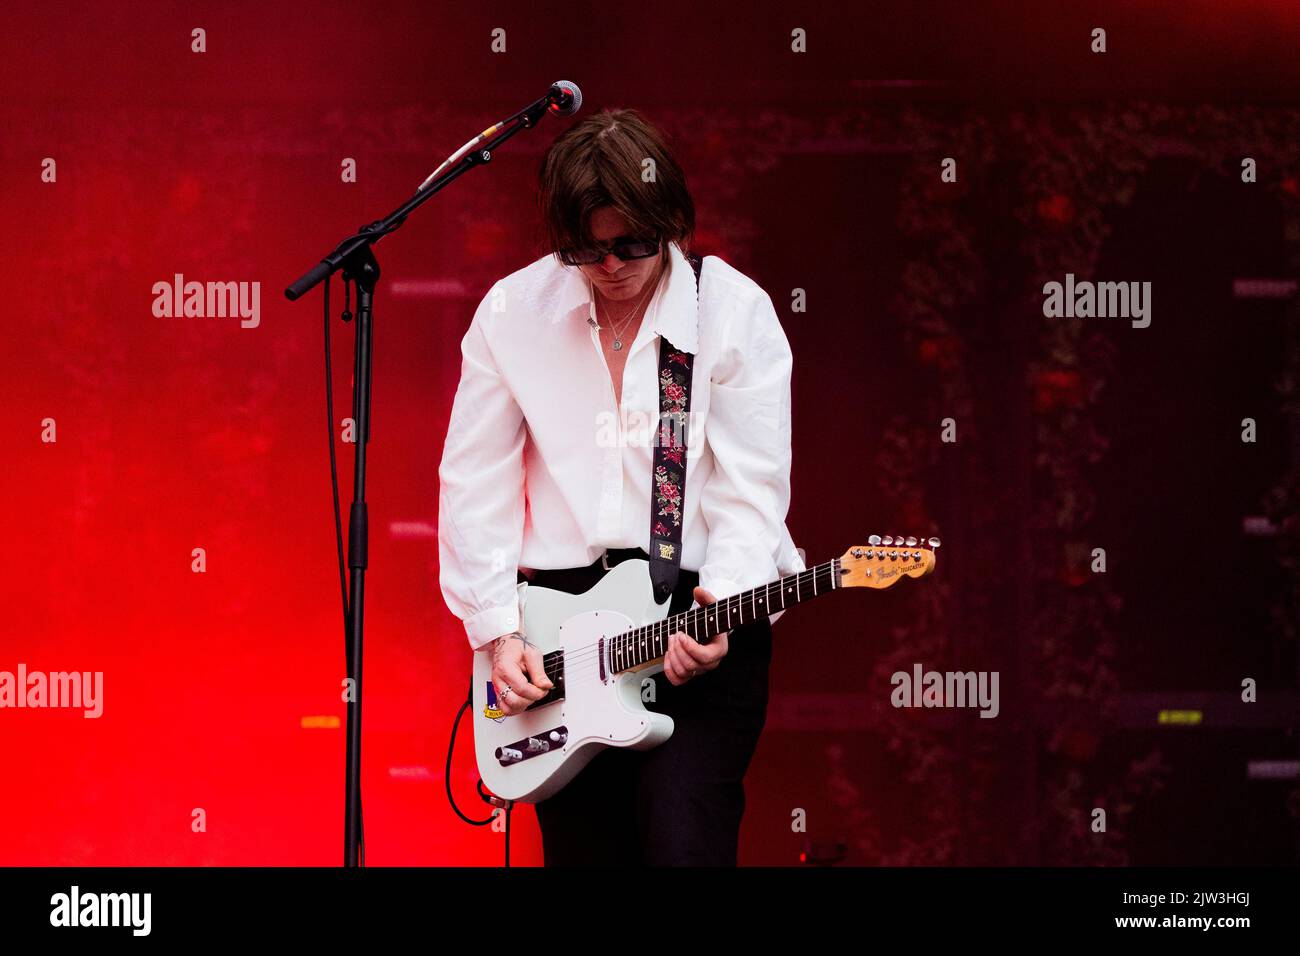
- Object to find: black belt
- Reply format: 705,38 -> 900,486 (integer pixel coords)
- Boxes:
519,547 -> 649,583
520,548 -> 700,595
522,552 -> 764,652
594,547 -> 652,571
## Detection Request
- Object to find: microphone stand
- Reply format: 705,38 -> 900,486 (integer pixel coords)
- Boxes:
285,86 -> 572,867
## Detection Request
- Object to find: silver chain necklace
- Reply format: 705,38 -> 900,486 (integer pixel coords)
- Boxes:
595,265 -> 661,351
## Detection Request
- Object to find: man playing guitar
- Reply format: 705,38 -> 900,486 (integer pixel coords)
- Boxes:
438,107 -> 803,865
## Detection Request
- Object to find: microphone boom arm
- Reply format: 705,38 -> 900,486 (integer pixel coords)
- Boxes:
284,83 -> 573,301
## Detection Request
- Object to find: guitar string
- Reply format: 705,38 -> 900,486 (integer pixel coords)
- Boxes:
504,563 -> 843,692
543,564 -> 837,676
543,563 -> 837,676
529,564 -> 842,695
565,563 -> 845,677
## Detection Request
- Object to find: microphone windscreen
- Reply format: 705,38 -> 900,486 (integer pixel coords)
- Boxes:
552,80 -> 583,116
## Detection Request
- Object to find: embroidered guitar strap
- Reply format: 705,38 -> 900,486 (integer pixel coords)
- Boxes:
649,252 -> 702,604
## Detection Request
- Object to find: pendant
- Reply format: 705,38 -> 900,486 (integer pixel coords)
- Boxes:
612,339 -> 623,351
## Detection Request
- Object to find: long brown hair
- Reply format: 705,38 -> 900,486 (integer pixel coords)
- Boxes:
537,108 -> 695,264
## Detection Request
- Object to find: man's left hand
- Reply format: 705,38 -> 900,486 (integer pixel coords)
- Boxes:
664,586 -> 729,686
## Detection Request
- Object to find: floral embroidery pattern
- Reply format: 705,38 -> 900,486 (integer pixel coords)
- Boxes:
652,343 -> 693,534
648,252 -> 701,601
661,439 -> 685,467
654,463 -> 683,527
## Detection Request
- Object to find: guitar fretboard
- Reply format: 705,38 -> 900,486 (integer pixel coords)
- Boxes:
607,559 -> 842,675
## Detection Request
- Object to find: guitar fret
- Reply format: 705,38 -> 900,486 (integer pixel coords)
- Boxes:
607,559 -> 854,675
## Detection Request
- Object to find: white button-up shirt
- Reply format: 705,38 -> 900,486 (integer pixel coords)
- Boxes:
438,240 -> 804,651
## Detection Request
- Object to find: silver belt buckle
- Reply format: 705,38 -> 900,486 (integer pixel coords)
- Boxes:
601,551 -> 613,571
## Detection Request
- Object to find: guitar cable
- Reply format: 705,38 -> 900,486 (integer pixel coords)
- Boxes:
447,678 -> 514,866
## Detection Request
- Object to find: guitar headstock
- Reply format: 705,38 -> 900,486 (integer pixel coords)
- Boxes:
838,535 -> 939,589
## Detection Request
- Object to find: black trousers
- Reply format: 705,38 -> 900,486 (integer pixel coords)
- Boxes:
523,549 -> 773,866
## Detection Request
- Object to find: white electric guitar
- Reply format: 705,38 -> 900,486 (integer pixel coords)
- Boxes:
472,535 -> 939,802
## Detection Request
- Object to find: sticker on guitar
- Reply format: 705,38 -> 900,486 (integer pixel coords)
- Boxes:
483,682 -> 508,722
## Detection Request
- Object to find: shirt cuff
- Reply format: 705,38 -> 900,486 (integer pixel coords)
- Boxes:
464,603 -> 521,653
695,575 -> 742,607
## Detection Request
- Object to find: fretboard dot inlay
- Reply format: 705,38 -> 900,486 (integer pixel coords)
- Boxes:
606,563 -> 838,676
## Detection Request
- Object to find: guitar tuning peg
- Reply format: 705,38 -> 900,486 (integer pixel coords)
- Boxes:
868,534 -> 882,545
881,536 -> 894,545
904,536 -> 918,546
927,537 -> 942,549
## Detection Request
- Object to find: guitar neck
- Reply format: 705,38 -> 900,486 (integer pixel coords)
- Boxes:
609,559 -> 842,675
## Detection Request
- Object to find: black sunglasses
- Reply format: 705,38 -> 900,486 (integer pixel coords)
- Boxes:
559,234 -> 661,266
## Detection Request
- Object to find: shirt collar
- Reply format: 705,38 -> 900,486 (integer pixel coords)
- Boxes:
556,240 -> 699,354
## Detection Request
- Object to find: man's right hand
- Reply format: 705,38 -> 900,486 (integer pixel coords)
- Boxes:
489,633 -> 554,716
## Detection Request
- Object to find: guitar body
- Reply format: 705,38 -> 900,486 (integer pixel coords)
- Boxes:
471,559 -> 675,804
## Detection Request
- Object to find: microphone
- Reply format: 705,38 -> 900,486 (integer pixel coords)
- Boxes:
548,80 -> 582,116
417,81 -> 584,192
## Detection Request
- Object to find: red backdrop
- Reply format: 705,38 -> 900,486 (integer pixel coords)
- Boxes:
5,1 -> 1300,866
